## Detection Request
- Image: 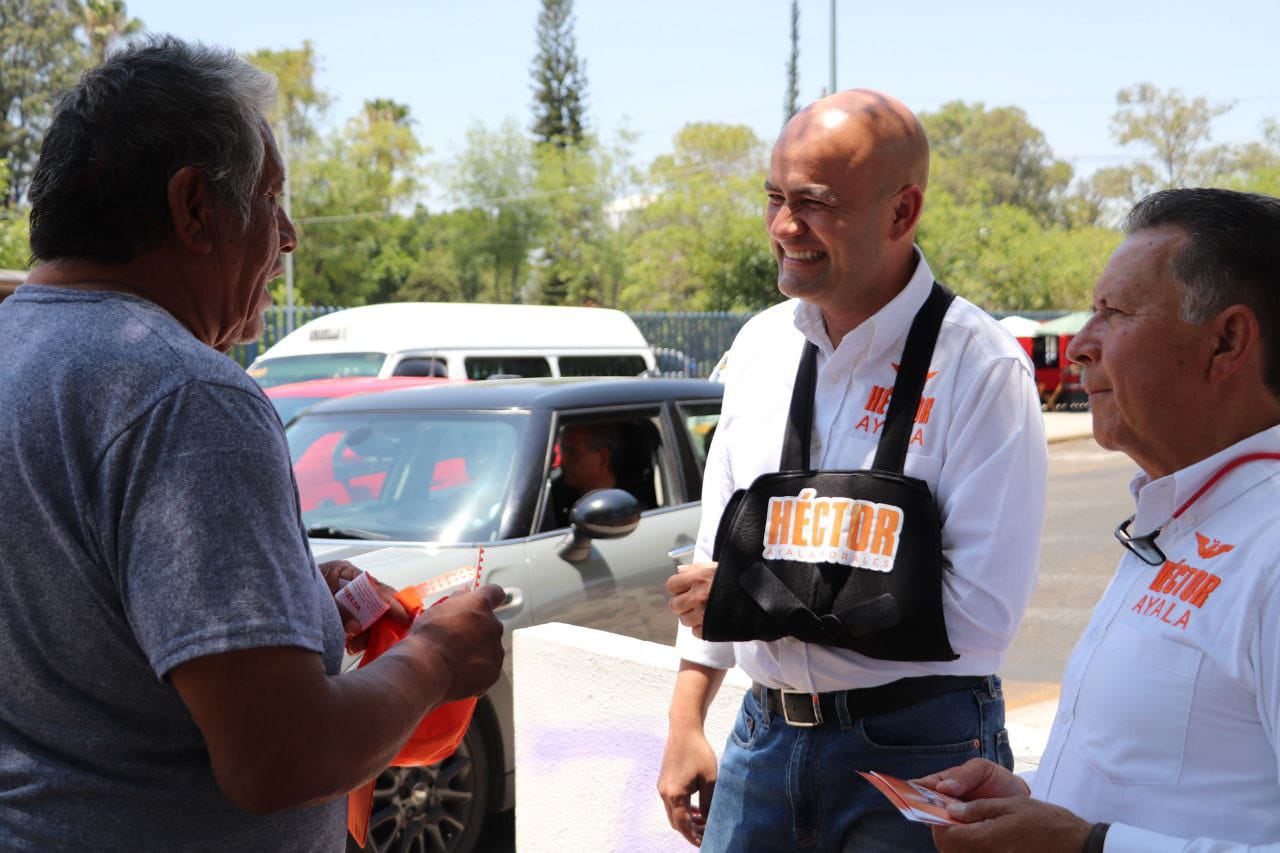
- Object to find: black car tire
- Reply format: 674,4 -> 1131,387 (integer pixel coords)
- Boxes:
347,722 -> 490,853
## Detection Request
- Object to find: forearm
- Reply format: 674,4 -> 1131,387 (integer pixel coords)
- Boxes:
272,638 -> 455,807
668,659 -> 727,732
175,640 -> 456,814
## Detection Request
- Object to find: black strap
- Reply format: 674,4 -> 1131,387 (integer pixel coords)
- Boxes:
873,283 -> 955,473
779,341 -> 819,471
779,282 -> 955,475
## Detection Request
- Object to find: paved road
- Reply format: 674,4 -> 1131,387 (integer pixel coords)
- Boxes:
1002,436 -> 1135,706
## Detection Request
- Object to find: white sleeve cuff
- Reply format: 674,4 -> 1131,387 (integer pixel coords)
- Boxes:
675,622 -> 735,670
1103,822 -> 1219,853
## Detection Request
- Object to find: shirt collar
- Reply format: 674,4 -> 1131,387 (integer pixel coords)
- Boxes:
1131,424 -> 1280,538
792,247 -> 934,359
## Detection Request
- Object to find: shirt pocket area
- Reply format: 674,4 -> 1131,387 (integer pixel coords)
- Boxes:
1072,620 -> 1202,785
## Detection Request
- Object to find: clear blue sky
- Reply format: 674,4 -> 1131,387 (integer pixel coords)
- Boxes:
126,0 -> 1280,192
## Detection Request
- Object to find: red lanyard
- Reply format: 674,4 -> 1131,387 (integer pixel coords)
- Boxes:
1170,452 -> 1280,520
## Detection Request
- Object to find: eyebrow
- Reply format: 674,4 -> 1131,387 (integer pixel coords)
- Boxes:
762,181 -> 837,204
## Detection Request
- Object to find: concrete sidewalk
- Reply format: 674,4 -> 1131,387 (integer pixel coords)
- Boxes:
1007,697 -> 1058,773
1043,410 -> 1092,444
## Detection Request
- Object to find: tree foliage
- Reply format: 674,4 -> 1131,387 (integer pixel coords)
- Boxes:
621,123 -> 777,311
0,0 -> 88,206
82,0 -> 142,64
920,101 -> 1073,225
247,41 -> 331,145
530,0 -> 588,148
280,99 -> 426,306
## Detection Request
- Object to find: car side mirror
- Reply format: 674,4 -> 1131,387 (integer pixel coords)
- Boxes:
558,488 -> 641,563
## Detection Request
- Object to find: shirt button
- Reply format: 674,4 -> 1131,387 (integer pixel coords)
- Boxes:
1058,710 -> 1072,725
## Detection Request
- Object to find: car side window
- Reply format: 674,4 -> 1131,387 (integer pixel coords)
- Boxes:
464,356 -> 552,380
538,411 -> 670,532
678,402 -> 721,469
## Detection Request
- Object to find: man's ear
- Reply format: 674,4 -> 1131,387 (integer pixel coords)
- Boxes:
167,166 -> 218,254
1207,304 -> 1260,384
888,184 -> 924,240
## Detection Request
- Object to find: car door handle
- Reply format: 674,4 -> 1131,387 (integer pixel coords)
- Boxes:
667,543 -> 696,565
494,587 -> 523,615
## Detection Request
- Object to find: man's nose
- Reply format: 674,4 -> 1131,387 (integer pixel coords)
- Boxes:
1065,320 -> 1095,364
768,205 -> 804,240
278,208 -> 299,254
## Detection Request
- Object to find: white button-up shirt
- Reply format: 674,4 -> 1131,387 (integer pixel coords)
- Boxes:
1033,427 -> 1280,852
676,253 -> 1047,691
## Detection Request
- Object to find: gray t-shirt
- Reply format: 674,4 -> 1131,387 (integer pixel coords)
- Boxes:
0,286 -> 346,851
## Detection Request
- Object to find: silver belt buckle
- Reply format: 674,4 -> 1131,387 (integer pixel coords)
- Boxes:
780,689 -> 823,727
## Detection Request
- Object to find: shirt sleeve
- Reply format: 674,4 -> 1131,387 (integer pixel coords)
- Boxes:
935,354 -> 1048,662
674,367 -> 739,671
93,381 -> 336,679
1104,822 -> 1280,852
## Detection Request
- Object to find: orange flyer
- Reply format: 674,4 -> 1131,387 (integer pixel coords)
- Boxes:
856,771 -> 961,826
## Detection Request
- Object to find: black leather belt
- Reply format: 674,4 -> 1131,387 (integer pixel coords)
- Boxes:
753,675 -> 992,727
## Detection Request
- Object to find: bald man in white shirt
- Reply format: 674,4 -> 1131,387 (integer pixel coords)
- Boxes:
658,89 -> 1047,852
920,188 -> 1280,853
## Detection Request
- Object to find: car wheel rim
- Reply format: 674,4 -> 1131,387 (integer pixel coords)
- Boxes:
366,741 -> 477,853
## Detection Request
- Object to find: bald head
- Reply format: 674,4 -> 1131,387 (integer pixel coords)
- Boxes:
765,89 -> 931,341
780,89 -> 930,195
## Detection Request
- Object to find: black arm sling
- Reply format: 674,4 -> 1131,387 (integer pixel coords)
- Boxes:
701,283 -> 959,662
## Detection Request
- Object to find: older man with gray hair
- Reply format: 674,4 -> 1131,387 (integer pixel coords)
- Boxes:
0,37 -> 505,850
920,188 -> 1280,852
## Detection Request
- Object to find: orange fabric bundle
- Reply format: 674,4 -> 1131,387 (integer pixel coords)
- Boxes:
346,582 -> 478,848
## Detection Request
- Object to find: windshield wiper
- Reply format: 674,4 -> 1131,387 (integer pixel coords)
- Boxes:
305,525 -> 391,541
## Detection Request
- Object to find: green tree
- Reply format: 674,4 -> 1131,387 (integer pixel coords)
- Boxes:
283,99 -> 427,306
530,0 -> 588,148
247,41 -> 331,145
622,123 -> 777,311
82,0 -> 142,65
0,161 -> 31,269
920,101 -> 1073,224
449,119 -> 543,303
1111,83 -> 1234,188
783,0 -> 799,124
919,191 -> 1116,311
0,0 -> 87,206
530,130 -> 637,306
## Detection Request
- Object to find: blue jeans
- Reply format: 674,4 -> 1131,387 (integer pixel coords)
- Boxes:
700,677 -> 1013,852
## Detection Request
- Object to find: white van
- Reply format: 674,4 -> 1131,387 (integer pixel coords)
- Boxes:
247,302 -> 656,387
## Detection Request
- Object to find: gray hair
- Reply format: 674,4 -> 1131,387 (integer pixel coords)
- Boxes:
1124,188 -> 1280,394
28,35 -> 277,263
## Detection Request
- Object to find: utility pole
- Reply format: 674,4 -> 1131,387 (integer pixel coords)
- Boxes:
281,118 -> 295,334
829,0 -> 837,96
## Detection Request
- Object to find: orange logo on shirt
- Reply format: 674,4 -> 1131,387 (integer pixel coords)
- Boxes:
762,488 -> 903,572
890,363 -> 940,381
1194,532 -> 1234,559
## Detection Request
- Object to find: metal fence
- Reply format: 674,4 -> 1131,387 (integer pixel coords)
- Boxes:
228,305 -> 343,368
227,305 -> 1072,378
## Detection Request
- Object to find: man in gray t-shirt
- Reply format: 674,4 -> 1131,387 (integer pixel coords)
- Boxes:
0,37 -> 506,851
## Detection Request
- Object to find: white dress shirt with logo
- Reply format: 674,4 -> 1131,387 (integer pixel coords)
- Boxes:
676,253 -> 1047,692
1032,427 -> 1280,852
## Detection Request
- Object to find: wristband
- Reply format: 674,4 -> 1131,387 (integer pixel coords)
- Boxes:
1082,822 -> 1110,853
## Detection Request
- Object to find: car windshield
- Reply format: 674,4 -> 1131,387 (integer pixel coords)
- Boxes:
270,396 -> 326,426
249,353 -> 386,388
285,410 -> 527,543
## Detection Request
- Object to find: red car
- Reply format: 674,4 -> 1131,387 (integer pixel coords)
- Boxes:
263,376 -> 453,427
